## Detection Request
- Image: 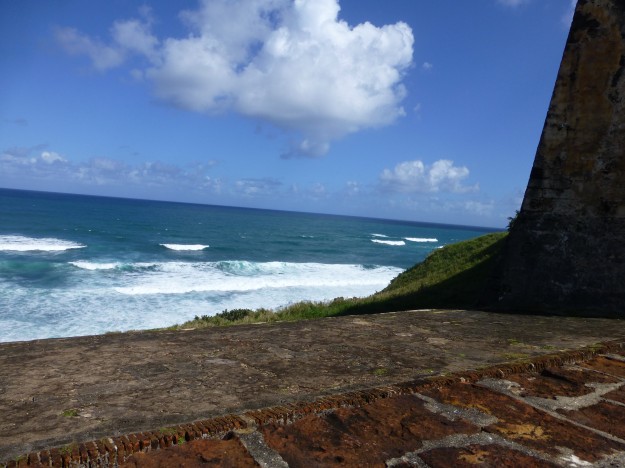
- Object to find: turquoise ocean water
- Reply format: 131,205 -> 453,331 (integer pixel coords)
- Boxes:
0,188 -> 496,342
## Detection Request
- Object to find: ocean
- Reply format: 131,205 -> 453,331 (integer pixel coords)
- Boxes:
0,188 -> 496,342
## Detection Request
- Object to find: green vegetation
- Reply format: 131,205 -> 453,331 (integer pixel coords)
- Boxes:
172,232 -> 507,330
158,427 -> 178,436
540,345 -> 557,350
60,443 -> 77,455
507,210 -> 519,231
61,408 -> 79,417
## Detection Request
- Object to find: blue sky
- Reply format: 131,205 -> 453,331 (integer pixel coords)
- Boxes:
0,0 -> 576,228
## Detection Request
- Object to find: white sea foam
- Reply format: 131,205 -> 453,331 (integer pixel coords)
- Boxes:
160,244 -> 209,251
0,258 -> 404,342
371,239 -> 406,246
113,261 -> 400,296
371,233 -> 389,238
404,237 -> 438,243
69,261 -> 120,271
0,235 -> 85,252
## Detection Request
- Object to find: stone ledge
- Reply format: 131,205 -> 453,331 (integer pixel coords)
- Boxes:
3,339 -> 624,467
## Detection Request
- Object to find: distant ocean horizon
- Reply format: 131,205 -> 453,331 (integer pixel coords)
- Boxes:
0,188 -> 497,343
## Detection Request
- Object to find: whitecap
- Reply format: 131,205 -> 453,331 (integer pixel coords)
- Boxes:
404,237 -> 438,243
0,235 -> 85,252
69,261 -> 120,271
371,233 -> 389,238
160,244 -> 209,251
114,261 -> 403,296
0,259 -> 405,341
371,239 -> 406,246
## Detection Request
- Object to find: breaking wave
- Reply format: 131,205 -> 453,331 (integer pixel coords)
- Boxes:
69,261 -> 120,270
113,260 -> 401,296
0,235 -> 85,252
371,239 -> 406,246
160,244 -> 209,251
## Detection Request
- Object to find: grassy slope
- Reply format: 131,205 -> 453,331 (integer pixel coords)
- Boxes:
174,231 -> 507,329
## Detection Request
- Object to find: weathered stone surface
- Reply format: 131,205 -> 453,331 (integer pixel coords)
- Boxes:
505,366 -> 616,398
421,382 -> 625,463
261,394 -> 478,467
418,444 -> 559,468
582,355 -> 625,377
3,309 -> 624,461
119,436 -> 257,468
490,0 -> 625,315
559,400 -> 625,439
4,344 -> 625,467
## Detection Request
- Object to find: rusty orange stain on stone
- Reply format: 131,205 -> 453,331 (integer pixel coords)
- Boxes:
422,381 -> 625,463
419,444 -> 559,468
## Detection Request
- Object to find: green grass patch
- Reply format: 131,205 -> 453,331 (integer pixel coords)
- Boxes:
61,408 -> 79,417
540,344 -> 557,350
158,427 -> 178,436
60,443 -> 77,455
172,232 -> 507,329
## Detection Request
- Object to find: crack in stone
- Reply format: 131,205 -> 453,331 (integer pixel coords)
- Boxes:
476,377 -> 625,446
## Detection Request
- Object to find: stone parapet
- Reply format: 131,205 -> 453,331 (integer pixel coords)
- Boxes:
491,0 -> 625,314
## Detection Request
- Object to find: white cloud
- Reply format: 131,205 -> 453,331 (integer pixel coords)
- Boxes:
56,7 -> 158,71
56,27 -> 127,71
111,18 -> 159,61
345,180 -> 360,195
422,62 -> 433,71
379,159 -> 478,194
40,151 -> 67,164
235,177 -> 283,196
0,146 -> 221,194
57,0 -> 414,157
309,182 -> 327,197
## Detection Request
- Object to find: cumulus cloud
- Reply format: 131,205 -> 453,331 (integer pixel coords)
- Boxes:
0,146 -> 219,193
0,147 -> 68,168
41,151 -> 67,164
56,0 -> 414,157
56,27 -> 127,71
379,159 -> 478,194
56,7 -> 158,71
235,177 -> 283,196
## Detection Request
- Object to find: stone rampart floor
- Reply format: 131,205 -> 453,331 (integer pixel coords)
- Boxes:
2,309 -> 625,466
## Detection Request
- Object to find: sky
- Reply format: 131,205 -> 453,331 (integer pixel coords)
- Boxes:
0,0 -> 577,228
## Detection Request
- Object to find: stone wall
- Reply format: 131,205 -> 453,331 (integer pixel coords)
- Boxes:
490,0 -> 625,315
